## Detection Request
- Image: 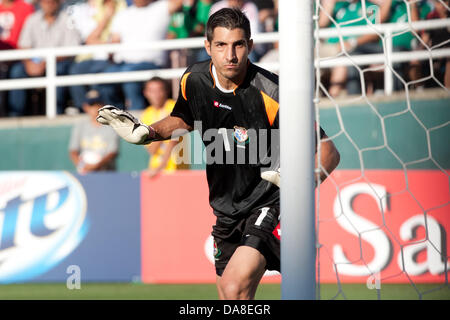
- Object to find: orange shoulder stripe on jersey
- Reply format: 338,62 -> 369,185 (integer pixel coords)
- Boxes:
181,72 -> 191,101
261,91 -> 279,126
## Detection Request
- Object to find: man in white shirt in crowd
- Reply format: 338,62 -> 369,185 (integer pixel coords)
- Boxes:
96,0 -> 183,111
8,0 -> 81,116
67,0 -> 127,112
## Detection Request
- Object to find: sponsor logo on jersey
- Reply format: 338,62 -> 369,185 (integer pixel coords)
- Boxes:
0,171 -> 89,283
213,101 -> 232,111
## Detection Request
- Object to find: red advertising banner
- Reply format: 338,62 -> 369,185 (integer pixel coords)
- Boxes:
318,170 -> 449,284
140,170 -> 281,283
141,170 -> 449,284
141,171 -> 216,283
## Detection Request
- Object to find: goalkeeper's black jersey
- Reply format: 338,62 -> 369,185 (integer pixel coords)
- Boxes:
171,60 -> 305,224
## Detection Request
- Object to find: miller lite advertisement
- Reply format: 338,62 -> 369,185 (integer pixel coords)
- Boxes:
0,172 -> 88,283
0,172 -> 141,283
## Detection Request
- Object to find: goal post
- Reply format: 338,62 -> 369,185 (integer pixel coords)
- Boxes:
279,0 -> 317,300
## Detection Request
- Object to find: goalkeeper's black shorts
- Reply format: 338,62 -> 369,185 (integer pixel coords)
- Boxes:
212,205 -> 280,276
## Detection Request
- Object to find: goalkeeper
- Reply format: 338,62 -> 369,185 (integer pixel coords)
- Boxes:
97,8 -> 340,300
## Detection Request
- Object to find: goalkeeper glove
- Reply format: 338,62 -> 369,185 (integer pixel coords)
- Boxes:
96,105 -> 155,145
261,168 -> 280,187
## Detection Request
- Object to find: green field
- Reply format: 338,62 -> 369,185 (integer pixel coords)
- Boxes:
0,283 -> 448,300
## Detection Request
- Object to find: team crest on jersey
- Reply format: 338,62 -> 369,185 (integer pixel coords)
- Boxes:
233,126 -> 249,143
213,240 -> 221,260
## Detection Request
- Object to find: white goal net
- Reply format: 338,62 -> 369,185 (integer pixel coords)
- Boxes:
313,0 -> 449,300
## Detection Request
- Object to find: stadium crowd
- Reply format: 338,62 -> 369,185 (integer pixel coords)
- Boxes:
0,0 -> 448,117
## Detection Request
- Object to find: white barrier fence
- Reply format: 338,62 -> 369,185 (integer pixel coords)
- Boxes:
0,18 -> 448,118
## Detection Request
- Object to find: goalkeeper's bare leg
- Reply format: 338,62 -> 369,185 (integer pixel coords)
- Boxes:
216,246 -> 267,300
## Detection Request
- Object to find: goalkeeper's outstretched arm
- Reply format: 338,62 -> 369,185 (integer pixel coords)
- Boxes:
150,115 -> 193,141
97,105 -> 192,145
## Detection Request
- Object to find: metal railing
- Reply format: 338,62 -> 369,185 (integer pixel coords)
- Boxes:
0,18 -> 448,118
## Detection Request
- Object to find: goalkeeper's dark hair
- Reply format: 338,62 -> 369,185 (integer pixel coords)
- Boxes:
206,8 -> 251,42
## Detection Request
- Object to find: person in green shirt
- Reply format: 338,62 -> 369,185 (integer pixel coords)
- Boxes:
319,0 -> 392,96
375,1 -> 438,91
419,0 -> 450,88
168,0 -> 212,62
168,0 -> 211,39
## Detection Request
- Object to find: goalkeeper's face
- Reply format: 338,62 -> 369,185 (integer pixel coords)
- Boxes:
205,27 -> 253,88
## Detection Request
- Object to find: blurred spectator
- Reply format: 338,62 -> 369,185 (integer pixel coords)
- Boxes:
255,0 -> 278,63
0,0 -> 34,116
167,0 -> 211,94
420,0 -> 450,88
418,0 -> 435,18
140,76 -> 187,177
7,0 -> 81,116
0,0 -> 34,49
388,0 -> 420,52
97,0 -> 183,110
167,0 -> 211,40
319,0 -> 392,96
252,0 -> 276,61
61,0 -> 84,9
254,0 -> 276,32
67,0 -> 127,112
385,0 -> 422,91
209,0 -> 262,61
69,89 -> 119,174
